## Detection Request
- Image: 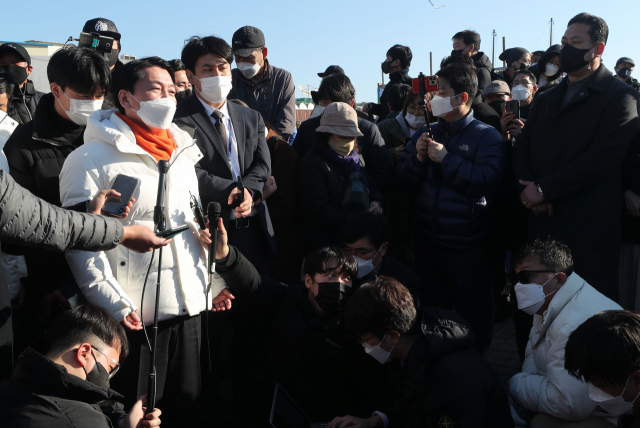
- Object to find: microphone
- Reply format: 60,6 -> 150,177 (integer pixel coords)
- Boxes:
207,202 -> 222,279
154,160 -> 170,230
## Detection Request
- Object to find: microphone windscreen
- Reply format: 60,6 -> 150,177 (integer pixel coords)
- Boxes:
207,202 -> 222,220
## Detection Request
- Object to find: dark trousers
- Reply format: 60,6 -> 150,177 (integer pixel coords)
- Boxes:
111,314 -> 202,428
415,242 -> 494,353
225,216 -> 270,276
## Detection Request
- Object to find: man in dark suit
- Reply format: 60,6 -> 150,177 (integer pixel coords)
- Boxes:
174,35 -> 275,275
292,74 -> 394,192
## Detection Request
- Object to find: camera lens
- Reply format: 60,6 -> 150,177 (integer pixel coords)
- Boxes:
118,207 -> 125,214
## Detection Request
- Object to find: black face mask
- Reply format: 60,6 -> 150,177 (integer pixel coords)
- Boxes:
487,100 -> 507,116
104,49 -> 119,68
560,43 -> 596,73
617,67 -> 632,79
83,352 -> 111,390
381,60 -> 395,74
314,282 -> 353,313
518,62 -> 528,70
451,49 -> 464,57
2,65 -> 28,86
175,88 -> 193,103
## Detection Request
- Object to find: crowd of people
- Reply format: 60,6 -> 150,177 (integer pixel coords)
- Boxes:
0,11 -> 639,428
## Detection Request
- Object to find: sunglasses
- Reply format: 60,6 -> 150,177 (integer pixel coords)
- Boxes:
511,270 -> 557,285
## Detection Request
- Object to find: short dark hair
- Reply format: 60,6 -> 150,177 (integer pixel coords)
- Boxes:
513,238 -> 574,276
513,69 -> 537,86
565,310 -> 640,386
168,58 -> 186,72
47,46 -> 111,95
0,73 -> 15,105
452,30 -> 481,52
440,55 -> 477,73
112,56 -> 174,114
387,44 -> 413,69
44,304 -> 129,362
304,246 -> 357,281
181,36 -> 234,74
317,74 -> 355,104
567,13 -> 609,45
436,64 -> 478,105
387,83 -> 411,112
342,212 -> 389,248
532,50 -> 545,58
344,276 -> 417,339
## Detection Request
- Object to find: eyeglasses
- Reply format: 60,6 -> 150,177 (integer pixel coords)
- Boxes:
358,334 -> 377,348
344,246 -> 377,259
511,270 -> 557,285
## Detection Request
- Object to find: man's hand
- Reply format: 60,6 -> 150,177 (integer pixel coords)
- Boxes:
122,310 -> 143,331
368,201 -> 383,215
362,103 -> 371,114
263,176 -> 277,199
119,395 -> 161,428
328,415 -> 384,428
416,133 -> 430,162
228,187 -> 253,218
89,189 -> 134,218
500,110 -> 525,141
213,217 -> 229,261
121,225 -> 171,253
531,202 -> 554,217
519,180 -> 544,207
41,289 -> 71,316
211,289 -> 235,312
198,224 -> 211,248
427,139 -> 447,163
393,144 -> 405,161
624,190 -> 640,217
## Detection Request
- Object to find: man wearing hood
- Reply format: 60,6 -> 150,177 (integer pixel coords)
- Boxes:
0,43 -> 45,127
329,276 -> 513,428
529,45 -> 563,88
451,30 -> 493,102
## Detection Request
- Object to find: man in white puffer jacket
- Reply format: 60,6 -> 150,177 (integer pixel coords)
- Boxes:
509,239 -> 621,428
59,57 -> 231,427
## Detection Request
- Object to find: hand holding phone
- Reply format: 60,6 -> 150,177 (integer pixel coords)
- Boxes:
102,175 -> 140,218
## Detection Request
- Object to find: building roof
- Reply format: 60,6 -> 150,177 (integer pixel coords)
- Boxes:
0,40 -> 64,47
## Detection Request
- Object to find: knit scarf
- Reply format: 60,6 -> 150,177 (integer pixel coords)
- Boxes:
117,112 -> 176,161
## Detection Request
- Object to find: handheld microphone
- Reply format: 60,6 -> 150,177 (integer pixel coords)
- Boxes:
207,202 -> 222,278
154,160 -> 170,231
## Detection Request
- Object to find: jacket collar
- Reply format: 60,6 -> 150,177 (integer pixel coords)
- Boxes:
236,59 -> 271,86
532,272 -> 585,345
545,64 -> 613,115
437,109 -> 475,140
12,80 -> 37,100
389,69 -> 410,83
11,348 -> 123,404
31,93 -> 84,147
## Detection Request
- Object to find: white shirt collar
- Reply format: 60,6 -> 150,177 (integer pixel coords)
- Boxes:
196,95 -> 229,120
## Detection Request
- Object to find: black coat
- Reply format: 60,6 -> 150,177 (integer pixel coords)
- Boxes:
513,64 -> 640,300
7,81 -> 44,127
298,147 -> 384,251
292,115 -> 394,191
370,70 -> 412,120
216,246 -> 384,422
0,348 -> 126,428
174,94 -> 276,253
472,101 -> 502,132
3,93 -> 85,296
381,308 -> 513,428
472,52 -> 493,102
622,129 -> 640,243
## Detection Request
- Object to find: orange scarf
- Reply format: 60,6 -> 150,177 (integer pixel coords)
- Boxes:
117,112 -> 176,161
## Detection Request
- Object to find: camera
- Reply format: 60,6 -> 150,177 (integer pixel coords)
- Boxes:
78,32 -> 114,54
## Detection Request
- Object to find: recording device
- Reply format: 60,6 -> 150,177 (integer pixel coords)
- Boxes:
414,72 -> 434,139
412,74 -> 439,94
506,100 -> 520,121
78,32 -> 114,53
233,178 -> 249,229
155,225 -> 189,239
102,174 -> 140,218
207,202 -> 222,276
190,192 -> 207,230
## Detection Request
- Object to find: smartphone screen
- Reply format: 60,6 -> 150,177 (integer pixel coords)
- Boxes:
102,174 -> 140,218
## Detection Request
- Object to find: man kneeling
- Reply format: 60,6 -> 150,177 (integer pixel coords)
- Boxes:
0,304 -> 161,428
329,276 -> 513,428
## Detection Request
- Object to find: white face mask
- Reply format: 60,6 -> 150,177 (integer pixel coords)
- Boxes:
514,273 -> 559,315
237,61 -> 261,79
58,91 -> 103,126
354,245 -> 383,278
309,105 -> 325,119
429,94 -> 461,117
128,93 -> 176,130
404,112 -> 426,129
545,63 -> 559,76
0,111 -> 18,146
363,333 -> 394,364
589,378 -> 640,417
195,75 -> 232,104
511,85 -> 531,102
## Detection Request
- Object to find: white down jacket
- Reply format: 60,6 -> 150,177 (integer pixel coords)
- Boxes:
60,110 -> 226,324
509,272 -> 621,421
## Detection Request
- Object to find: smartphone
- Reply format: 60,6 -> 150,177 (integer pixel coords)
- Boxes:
156,225 -> 189,239
78,32 -> 115,54
412,75 -> 439,94
102,174 -> 140,218
505,101 -> 520,120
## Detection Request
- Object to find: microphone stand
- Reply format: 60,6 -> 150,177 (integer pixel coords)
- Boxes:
147,159 -> 170,414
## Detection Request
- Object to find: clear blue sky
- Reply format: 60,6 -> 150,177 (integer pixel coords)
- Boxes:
2,0 -> 637,102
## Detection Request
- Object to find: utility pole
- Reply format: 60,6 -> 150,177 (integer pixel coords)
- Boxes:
502,36 -> 506,67
550,18 -> 554,46
492,30 -> 496,67
381,69 -> 384,85
430,52 -> 433,75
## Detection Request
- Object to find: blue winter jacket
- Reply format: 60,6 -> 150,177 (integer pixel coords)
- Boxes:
396,110 -> 503,249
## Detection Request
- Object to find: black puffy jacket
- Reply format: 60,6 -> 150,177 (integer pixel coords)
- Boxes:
7,81 -> 45,127
472,52 -> 493,102
381,308 -> 514,428
0,348 -> 126,428
370,70 -> 412,120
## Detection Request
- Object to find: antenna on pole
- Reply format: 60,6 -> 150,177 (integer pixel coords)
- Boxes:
502,36 -> 506,67
298,84 -> 317,98
492,30 -> 497,67
550,18 -> 554,46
